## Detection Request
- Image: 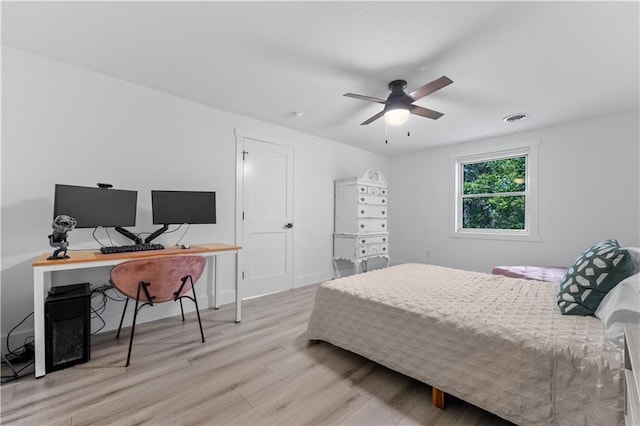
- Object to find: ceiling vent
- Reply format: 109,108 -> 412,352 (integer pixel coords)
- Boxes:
503,113 -> 529,123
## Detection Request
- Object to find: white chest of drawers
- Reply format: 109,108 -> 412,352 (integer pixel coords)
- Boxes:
333,170 -> 390,276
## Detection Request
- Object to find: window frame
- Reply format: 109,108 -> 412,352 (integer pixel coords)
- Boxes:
450,141 -> 540,241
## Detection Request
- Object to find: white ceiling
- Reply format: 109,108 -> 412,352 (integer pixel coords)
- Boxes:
2,1 -> 638,156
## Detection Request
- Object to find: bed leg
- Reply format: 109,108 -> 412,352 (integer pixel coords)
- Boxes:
432,387 -> 446,410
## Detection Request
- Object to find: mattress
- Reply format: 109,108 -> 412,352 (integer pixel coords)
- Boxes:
492,265 -> 568,283
307,263 -> 624,426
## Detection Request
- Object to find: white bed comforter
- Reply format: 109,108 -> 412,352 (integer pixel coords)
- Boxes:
307,263 -> 624,425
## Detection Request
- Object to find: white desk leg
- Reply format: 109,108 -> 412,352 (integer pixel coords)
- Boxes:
213,256 -> 219,310
33,267 -> 47,378
235,251 -> 242,323
205,257 -> 214,309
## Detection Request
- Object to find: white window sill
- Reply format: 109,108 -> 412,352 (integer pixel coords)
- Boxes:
449,229 -> 540,242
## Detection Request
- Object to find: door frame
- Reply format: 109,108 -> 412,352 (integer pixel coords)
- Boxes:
234,129 -> 295,299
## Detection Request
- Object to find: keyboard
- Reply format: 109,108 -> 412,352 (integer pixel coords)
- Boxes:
99,243 -> 165,254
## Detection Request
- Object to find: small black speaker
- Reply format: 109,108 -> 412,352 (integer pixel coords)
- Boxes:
45,283 -> 91,372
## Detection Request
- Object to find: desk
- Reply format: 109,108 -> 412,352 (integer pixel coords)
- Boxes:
32,243 -> 242,378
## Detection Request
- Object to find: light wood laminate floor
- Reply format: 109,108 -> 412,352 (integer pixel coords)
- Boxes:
1,284 -> 513,425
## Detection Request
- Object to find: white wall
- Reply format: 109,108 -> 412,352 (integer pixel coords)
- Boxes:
390,110 -> 640,273
0,47 -> 389,348
5,46 -> 637,352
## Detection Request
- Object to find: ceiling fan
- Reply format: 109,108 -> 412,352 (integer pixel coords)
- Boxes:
344,76 -> 453,126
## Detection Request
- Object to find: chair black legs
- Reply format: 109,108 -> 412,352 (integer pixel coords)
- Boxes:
188,276 -> 205,343
115,281 -> 146,367
117,277 -> 204,367
176,275 -> 205,342
125,281 -> 146,367
116,298 -> 129,339
179,299 -> 185,322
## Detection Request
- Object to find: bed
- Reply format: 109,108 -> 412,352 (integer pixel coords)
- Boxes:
306,263 -> 625,425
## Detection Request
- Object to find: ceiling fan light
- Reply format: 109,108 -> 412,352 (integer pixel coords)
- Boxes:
384,108 -> 410,126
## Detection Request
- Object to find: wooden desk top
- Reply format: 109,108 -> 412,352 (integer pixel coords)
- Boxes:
33,243 -> 242,267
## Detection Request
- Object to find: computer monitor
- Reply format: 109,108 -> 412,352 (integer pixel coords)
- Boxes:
53,184 -> 137,229
151,190 -> 216,225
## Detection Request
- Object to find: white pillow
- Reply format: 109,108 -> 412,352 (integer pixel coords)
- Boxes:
623,247 -> 640,274
594,273 -> 640,350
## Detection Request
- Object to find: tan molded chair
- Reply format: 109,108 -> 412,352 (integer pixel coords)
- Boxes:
110,255 -> 206,366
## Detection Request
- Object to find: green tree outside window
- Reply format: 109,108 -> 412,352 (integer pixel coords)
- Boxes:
462,156 -> 526,230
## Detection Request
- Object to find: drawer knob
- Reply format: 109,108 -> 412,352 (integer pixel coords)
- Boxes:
360,224 -> 365,229
361,240 -> 366,244
383,238 -> 386,242
381,224 -> 385,228
382,211 -> 385,215
360,197 -> 365,202
382,190 -> 386,194
361,249 -> 366,254
382,247 -> 386,251
360,210 -> 365,214
382,199 -> 386,203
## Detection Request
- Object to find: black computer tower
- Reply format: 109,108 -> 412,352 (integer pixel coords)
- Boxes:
45,282 -> 91,372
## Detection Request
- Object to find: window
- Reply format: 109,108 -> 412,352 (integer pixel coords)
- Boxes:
452,142 -> 539,241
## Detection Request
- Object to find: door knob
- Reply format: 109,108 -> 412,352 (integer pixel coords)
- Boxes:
284,223 -> 293,229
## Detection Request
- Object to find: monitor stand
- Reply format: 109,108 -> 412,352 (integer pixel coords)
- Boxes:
115,227 -> 143,245
144,225 -> 168,245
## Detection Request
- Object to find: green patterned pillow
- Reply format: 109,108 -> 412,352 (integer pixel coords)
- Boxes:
557,240 -> 635,315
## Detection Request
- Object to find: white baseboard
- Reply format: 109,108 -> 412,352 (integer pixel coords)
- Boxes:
1,291 -> 241,355
295,270 -> 333,287
209,290 -> 236,307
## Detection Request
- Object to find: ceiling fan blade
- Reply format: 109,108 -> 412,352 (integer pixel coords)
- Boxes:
408,76 -> 453,102
410,105 -> 444,120
360,110 -> 385,125
344,93 -> 387,104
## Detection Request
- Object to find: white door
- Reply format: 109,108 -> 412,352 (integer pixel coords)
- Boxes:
241,137 -> 294,298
